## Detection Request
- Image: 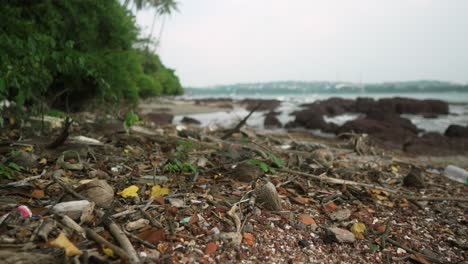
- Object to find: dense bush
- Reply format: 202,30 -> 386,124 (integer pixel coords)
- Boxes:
0,0 -> 182,112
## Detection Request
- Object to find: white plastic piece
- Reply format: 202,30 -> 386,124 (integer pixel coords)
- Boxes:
444,165 -> 468,185
49,200 -> 91,214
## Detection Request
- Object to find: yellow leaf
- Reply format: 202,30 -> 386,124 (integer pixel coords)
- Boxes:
151,185 -> 170,198
391,165 -> 399,173
102,246 -> 115,258
118,185 -> 139,198
50,232 -> 82,256
22,145 -> 33,152
351,222 -> 366,240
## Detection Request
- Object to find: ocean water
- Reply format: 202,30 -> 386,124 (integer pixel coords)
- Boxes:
175,92 -> 468,134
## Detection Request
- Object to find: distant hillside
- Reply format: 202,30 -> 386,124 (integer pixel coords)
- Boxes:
185,80 -> 468,96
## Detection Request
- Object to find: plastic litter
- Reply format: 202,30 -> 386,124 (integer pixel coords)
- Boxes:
444,165 -> 468,185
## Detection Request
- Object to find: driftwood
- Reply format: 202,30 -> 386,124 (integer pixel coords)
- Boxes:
280,168 -> 399,194
85,228 -> 130,261
46,117 -> 72,149
222,104 -> 261,140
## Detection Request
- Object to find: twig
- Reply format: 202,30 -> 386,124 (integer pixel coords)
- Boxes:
386,238 -> 442,263
138,207 -> 163,229
123,229 -> 156,249
104,217 -> 140,264
46,116 -> 72,149
402,196 -> 468,203
280,168 -> 399,194
222,104 -> 261,140
85,228 -> 130,261
380,218 -> 391,250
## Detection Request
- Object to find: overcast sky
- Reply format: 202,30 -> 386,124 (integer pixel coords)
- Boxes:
136,0 -> 468,87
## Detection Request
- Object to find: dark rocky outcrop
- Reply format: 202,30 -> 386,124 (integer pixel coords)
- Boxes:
445,124 -> 468,138
181,116 -> 201,125
366,97 -> 449,116
403,132 -> 468,155
241,99 -> 281,111
264,112 -> 282,129
292,109 -> 335,132
336,114 -> 419,149
141,113 -> 174,125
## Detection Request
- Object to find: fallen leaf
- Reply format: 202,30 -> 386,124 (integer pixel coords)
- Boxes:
410,254 -> 431,264
31,189 -> 45,199
138,228 -> 165,245
375,225 -> 386,233
117,185 -> 139,198
298,215 -> 316,225
50,232 -> 82,256
243,233 -> 255,246
324,202 -> 337,212
289,196 -> 309,205
351,222 -> 366,239
205,242 -> 218,254
151,185 -> 170,198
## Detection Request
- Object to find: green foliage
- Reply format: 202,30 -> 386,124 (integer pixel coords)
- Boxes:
268,153 -> 284,168
0,162 -> 23,179
247,159 -> 276,174
247,154 -> 283,174
124,111 -> 140,132
163,159 -> 198,174
0,0 -> 183,113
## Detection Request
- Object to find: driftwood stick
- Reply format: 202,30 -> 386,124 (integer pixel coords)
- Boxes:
386,238 -> 442,263
222,104 -> 261,140
85,228 -> 129,261
123,229 -> 156,249
280,168 -> 399,194
46,116 -> 72,149
105,218 -> 140,264
402,196 -> 468,203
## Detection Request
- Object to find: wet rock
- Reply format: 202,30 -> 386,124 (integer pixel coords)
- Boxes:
324,227 -> 355,243
298,240 -> 311,248
241,99 -> 281,111
75,180 -> 114,208
328,209 -> 352,222
232,163 -> 263,182
375,97 -> 449,115
141,113 -> 174,125
264,112 -> 282,129
181,116 -> 201,125
404,133 -> 468,155
336,114 -> 419,149
403,167 -> 426,189
301,97 -> 356,116
445,124 -> 468,138
292,109 -> 334,131
8,150 -> 38,169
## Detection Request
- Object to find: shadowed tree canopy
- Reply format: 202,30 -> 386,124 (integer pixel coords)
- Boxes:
0,0 -> 183,113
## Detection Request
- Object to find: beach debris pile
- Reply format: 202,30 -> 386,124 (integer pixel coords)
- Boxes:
0,109 -> 467,263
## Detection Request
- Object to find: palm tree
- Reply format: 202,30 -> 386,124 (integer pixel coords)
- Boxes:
123,0 -> 178,50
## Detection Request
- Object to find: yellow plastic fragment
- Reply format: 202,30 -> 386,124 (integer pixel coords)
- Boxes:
102,247 -> 115,257
50,232 -> 82,256
351,222 -> 366,240
151,185 -> 170,198
117,185 -> 139,198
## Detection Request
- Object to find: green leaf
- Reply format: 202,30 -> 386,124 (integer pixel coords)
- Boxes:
270,154 -> 283,168
7,162 -> 22,171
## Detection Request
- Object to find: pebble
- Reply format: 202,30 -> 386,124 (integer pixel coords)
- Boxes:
325,227 -> 356,243
298,240 -> 311,248
328,209 -> 352,222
